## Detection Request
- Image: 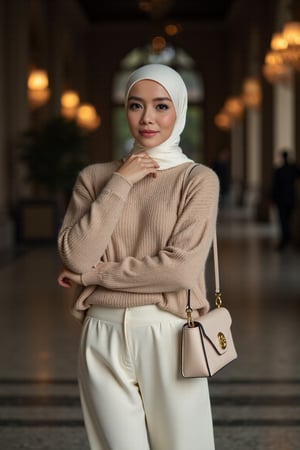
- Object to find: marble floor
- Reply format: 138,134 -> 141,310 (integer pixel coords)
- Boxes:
0,213 -> 299,449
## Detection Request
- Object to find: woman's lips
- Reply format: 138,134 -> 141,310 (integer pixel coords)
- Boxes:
139,130 -> 158,137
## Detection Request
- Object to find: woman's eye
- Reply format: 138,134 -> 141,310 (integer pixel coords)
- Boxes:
156,103 -> 169,110
128,102 -> 142,110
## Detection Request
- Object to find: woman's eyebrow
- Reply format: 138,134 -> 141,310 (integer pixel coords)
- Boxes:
128,95 -> 172,102
153,97 -> 172,102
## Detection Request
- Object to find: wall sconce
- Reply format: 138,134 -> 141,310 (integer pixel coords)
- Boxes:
151,36 -> 167,52
242,78 -> 262,109
263,21 -> 300,85
224,96 -> 244,120
61,90 -> 80,119
281,21 -> 300,71
27,69 -> 50,109
164,23 -> 182,36
76,103 -> 101,131
262,50 -> 291,84
214,110 -> 233,131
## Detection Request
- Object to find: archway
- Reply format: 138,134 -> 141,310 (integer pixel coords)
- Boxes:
112,44 -> 204,162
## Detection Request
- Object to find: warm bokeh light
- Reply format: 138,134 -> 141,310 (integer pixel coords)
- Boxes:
61,90 -> 80,109
242,78 -> 262,109
262,51 -> 291,84
27,69 -> 50,109
281,21 -> 300,70
282,21 -> 300,46
151,36 -> 166,51
61,106 -> 78,119
76,103 -> 101,131
28,88 -> 51,109
263,20 -> 300,83
265,50 -> 284,65
214,110 -> 232,131
27,69 -> 49,91
165,23 -> 182,36
271,32 -> 288,51
224,96 -> 244,119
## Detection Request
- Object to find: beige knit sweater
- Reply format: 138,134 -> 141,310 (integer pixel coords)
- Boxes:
57,160 -> 219,322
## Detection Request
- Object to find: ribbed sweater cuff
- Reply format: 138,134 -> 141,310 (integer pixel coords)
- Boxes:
102,172 -> 133,202
81,268 -> 99,286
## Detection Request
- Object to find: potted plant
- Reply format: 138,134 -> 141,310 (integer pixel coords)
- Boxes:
17,116 -> 89,243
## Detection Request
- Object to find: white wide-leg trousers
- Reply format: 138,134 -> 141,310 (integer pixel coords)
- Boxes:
78,305 -> 215,450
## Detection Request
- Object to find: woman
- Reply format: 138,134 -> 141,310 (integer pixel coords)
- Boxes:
58,63 -> 219,450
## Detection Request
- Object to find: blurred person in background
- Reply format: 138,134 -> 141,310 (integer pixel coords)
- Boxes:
272,149 -> 300,251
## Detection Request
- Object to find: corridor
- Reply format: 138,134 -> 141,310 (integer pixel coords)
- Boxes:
0,214 -> 299,450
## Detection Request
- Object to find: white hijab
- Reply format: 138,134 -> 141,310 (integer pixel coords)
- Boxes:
125,64 -> 194,170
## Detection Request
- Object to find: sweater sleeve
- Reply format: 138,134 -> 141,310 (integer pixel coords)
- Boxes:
57,166 -> 133,273
81,167 -> 219,292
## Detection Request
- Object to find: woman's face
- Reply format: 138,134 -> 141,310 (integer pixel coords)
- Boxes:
126,80 -> 177,148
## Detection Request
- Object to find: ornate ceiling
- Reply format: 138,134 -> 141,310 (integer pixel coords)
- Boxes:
76,0 -> 235,23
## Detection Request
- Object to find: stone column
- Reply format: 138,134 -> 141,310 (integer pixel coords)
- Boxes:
273,77 -> 295,164
230,121 -> 244,206
257,79 -> 274,222
242,21 -> 263,217
245,109 -> 262,216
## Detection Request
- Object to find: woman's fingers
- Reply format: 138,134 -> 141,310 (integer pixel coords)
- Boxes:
128,153 -> 159,169
57,273 -> 72,288
117,153 -> 159,184
57,268 -> 79,288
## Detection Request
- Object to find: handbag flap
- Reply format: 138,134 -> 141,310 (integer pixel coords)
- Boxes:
196,307 -> 233,356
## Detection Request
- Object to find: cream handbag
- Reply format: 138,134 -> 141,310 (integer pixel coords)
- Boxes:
181,232 -> 237,378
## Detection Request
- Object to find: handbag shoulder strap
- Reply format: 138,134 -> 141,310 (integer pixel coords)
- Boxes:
183,164 -> 222,314
186,232 -> 222,311
212,231 -> 222,307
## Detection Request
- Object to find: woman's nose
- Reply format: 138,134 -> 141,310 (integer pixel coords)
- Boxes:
140,107 -> 154,124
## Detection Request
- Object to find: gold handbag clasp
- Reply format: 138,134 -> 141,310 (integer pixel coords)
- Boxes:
215,291 -> 222,308
217,332 -> 227,349
185,306 -> 194,328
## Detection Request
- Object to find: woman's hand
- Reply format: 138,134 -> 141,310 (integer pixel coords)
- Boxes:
57,268 -> 82,288
117,153 -> 159,184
